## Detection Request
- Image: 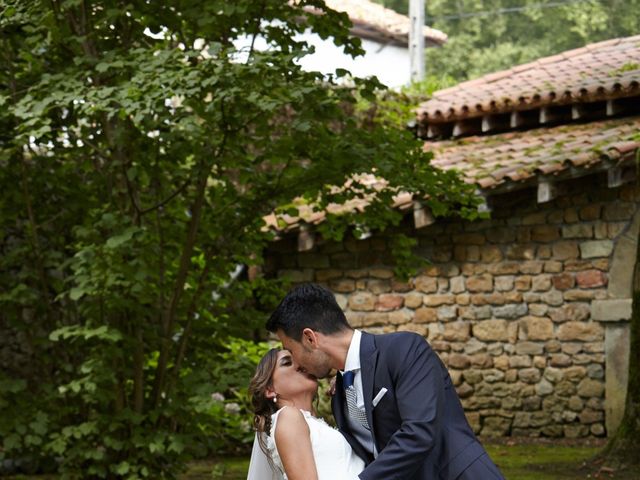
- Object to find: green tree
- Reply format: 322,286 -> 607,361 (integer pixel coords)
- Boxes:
0,1 -> 479,477
375,0 -> 640,80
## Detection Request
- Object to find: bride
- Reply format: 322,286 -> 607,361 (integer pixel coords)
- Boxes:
247,348 -> 365,480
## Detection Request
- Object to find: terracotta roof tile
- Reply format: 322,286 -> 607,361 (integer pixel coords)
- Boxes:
417,35 -> 640,124
317,0 -> 447,47
265,117 -> 639,233
427,116 -> 640,189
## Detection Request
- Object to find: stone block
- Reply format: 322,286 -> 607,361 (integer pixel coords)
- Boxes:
494,275 -> 515,292
577,378 -> 605,398
388,310 -> 411,325
481,416 -> 512,436
520,261 -> 544,274
522,211 -> 547,225
575,270 -> 607,288
474,266 -> 507,281
516,342 -> 544,355
531,275 -> 552,292
515,275 -> 532,291
368,279 -> 391,294
563,289 -> 603,301
456,382 -> 475,399
471,293 -> 506,306
358,313 -> 390,327
506,245 -> 536,260
564,425 -> 589,438
369,268 -> 394,279
509,355 -> 532,368
443,322 -> 470,342
397,323 -> 429,337
540,290 -> 563,306
562,224 -> 593,239
466,274 -> 494,293
564,366 -> 587,382
550,354 -> 572,367
437,305 -> 458,321
520,316 -> 553,340
470,353 -> 493,368
449,276 -> 466,294
452,233 -> 486,245
415,275 -> 438,293
481,245 -> 503,263
486,227 -> 516,243
591,298 -> 632,322
423,294 -> 456,306
552,273 -> 575,290
536,378 -> 554,396
579,204 -> 601,221
448,353 -> 471,369
532,225 -> 560,242
404,292 -> 424,309
544,260 -> 563,273
543,367 -> 563,383
298,253 -> 330,269
346,269 -> 369,279
414,307 -> 438,323
278,269 -> 314,282
331,253 -> 357,269
602,202 -> 636,221
580,240 -> 614,259
391,279 -> 413,293
519,368 -> 542,383
315,269 -> 343,282
557,322 -> 604,341
348,292 -> 376,311
492,303 -> 528,319
375,294 -> 404,311
473,319 -> 510,341
529,303 -> 548,316
552,241 -> 579,260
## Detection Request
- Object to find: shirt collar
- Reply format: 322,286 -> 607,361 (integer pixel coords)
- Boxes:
343,329 -> 362,373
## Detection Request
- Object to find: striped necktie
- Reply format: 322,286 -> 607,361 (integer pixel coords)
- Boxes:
342,370 -> 369,429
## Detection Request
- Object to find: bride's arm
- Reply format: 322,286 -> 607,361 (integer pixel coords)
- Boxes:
274,407 -> 318,480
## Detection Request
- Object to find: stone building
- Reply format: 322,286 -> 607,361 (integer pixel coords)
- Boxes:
263,36 -> 640,438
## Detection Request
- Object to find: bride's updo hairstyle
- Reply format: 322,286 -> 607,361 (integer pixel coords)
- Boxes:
249,348 -> 281,457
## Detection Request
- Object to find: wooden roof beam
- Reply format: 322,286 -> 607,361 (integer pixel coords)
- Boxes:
297,225 -> 315,252
537,180 -> 565,203
413,201 -> 435,229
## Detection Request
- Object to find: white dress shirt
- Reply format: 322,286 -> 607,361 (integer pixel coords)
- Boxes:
341,329 -> 365,412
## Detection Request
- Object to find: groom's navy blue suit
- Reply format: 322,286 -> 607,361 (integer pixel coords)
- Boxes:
332,331 -> 504,480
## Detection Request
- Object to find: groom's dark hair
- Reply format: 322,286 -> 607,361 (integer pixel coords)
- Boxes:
266,283 -> 351,341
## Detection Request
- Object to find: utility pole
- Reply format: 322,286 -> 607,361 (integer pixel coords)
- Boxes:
409,0 -> 425,82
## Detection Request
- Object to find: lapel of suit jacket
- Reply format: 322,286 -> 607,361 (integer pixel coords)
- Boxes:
332,372 -> 347,430
359,332 -> 379,437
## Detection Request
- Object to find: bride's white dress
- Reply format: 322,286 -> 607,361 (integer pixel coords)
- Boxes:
247,407 -> 365,480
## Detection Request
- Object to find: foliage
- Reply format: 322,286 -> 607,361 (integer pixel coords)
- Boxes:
374,0 -> 640,81
0,0 -> 479,477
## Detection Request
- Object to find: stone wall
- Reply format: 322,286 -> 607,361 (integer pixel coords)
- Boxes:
264,175 -> 639,438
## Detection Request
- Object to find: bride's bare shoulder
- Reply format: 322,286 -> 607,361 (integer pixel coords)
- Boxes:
274,406 -> 310,439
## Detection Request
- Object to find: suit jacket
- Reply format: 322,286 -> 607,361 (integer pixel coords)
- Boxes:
331,331 -> 489,480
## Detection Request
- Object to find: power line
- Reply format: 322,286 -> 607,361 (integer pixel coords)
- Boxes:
426,0 -> 591,22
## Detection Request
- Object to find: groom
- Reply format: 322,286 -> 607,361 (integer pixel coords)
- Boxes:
266,283 -> 504,480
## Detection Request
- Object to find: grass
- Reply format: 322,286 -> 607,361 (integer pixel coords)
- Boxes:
187,439 -> 637,480
7,440 -> 640,480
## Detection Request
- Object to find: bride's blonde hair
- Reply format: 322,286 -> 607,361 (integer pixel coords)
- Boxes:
248,348 -> 281,460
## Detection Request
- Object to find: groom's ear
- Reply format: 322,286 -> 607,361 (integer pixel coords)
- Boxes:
301,328 -> 319,349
